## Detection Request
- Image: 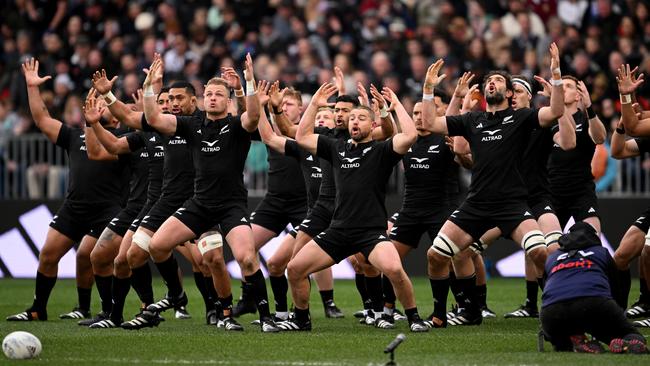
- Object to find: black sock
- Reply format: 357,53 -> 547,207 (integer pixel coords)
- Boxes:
319,289 -> 334,305
111,276 -> 130,322
295,307 -> 310,323
617,269 -> 632,309
219,294 -> 233,317
429,277 -> 449,321
457,274 -> 478,313
404,307 -> 420,323
525,280 -> 538,308
203,276 -> 219,312
94,275 -> 114,314
270,275 -> 289,312
449,272 -> 465,306
131,264 -> 154,305
365,275 -> 383,314
476,284 -> 487,309
77,286 -> 92,313
239,280 -> 252,302
155,255 -> 183,298
192,272 -> 210,311
245,269 -> 271,318
32,271 -> 57,311
382,274 -> 396,307
354,273 -> 369,307
640,278 -> 650,304
537,277 -> 545,291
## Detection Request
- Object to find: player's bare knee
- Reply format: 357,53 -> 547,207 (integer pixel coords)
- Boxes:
267,258 -> 284,277
613,252 -> 630,271
286,260 -> 304,283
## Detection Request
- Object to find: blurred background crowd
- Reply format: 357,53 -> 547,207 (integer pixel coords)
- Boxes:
1,0 -> 650,199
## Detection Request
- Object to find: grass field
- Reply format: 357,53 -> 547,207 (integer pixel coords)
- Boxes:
1,277 -> 649,365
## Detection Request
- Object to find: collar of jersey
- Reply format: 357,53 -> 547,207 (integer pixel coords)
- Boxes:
202,113 -> 231,127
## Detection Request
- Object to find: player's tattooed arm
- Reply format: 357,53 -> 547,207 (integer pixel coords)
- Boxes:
241,53 -> 261,132
22,58 -> 62,144
296,82 -> 337,155
83,89 -> 120,161
617,64 -> 650,137
422,59 -> 449,135
382,87 -> 416,155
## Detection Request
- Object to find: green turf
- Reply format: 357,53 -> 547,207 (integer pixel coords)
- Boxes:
1,277 -> 648,365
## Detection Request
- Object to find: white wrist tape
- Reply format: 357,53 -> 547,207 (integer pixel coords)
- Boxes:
422,93 -> 434,101
234,88 -> 245,97
620,94 -> 632,104
102,91 -> 117,106
246,80 -> 256,96
143,85 -> 154,97
550,79 -> 563,87
380,106 -> 388,118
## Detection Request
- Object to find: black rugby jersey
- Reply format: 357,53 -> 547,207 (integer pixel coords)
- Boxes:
522,126 -> 555,198
636,138 -> 650,154
401,133 -> 459,214
142,113 -> 196,202
285,139 -> 321,208
446,107 -> 540,203
314,127 -> 351,202
124,135 -> 148,207
548,111 -> 595,196
126,131 -> 165,202
266,147 -> 307,199
55,124 -> 129,204
175,113 -> 253,206
316,136 -> 402,229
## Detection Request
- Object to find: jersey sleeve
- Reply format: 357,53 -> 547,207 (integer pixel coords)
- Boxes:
635,138 -> 650,154
54,124 -> 73,149
284,139 -> 300,158
174,115 -> 196,138
381,138 -> 404,165
316,134 -> 336,162
445,114 -> 470,137
524,108 -> 542,130
126,132 -> 146,152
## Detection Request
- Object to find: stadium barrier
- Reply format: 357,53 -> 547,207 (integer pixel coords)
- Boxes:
0,197 -> 647,279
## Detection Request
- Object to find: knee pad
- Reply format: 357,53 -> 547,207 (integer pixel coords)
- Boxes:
431,233 -> 461,258
544,231 -> 562,247
470,239 -> 487,253
522,230 -> 545,254
132,230 -> 152,253
198,233 -> 223,255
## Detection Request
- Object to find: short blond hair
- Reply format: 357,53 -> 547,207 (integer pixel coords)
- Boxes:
283,88 -> 302,106
205,77 -> 229,89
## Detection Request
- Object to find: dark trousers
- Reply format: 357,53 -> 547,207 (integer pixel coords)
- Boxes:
541,296 -> 640,351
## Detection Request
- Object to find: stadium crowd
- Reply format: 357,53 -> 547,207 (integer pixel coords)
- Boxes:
3,0 -> 650,197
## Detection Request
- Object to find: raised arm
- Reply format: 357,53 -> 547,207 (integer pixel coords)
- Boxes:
268,82 -> 295,137
240,53 -> 260,132
617,64 -> 650,136
334,66 -> 346,96
382,87 -> 416,154
92,69 -> 144,130
142,58 -> 178,135
610,120 -> 641,159
222,66 -> 246,114
22,58 -> 61,144
421,59 -> 449,135
446,72 -> 474,116
577,80 -> 606,144
552,113 -> 576,150
296,82 -> 337,155
82,89 -> 119,160
537,43 -> 565,127
256,80 -> 287,153
369,84 -> 395,140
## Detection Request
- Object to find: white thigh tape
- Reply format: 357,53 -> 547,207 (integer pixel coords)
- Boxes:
133,230 -> 152,253
198,233 -> 223,255
431,233 -> 460,258
522,230 -> 545,254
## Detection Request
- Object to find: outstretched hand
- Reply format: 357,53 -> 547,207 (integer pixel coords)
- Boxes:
22,58 -> 52,87
83,88 -> 105,124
